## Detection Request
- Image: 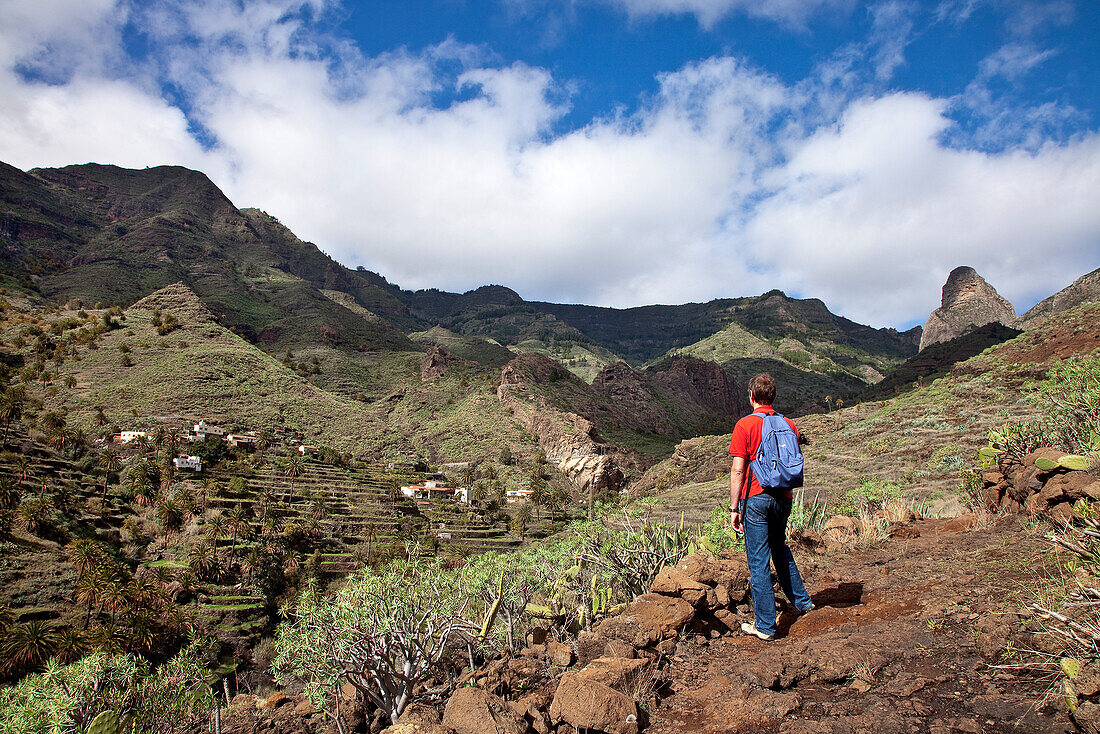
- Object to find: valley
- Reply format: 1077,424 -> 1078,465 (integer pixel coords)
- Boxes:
1,160 -> 1098,734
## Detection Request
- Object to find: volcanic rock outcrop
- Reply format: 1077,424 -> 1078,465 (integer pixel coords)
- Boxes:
919,266 -> 1016,351
498,354 -> 635,495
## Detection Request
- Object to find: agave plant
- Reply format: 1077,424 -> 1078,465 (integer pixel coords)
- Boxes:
0,620 -> 61,677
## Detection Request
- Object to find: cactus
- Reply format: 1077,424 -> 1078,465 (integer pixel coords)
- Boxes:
1059,455 -> 1092,471
1036,454 -> 1093,472
477,573 -> 505,641
1035,457 -> 1060,471
87,711 -> 120,734
1062,657 -> 1082,679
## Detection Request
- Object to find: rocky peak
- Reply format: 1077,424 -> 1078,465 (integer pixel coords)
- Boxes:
919,266 -> 1016,351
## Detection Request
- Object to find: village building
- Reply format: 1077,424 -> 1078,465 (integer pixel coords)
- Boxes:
193,420 -> 225,440
226,433 -> 259,448
298,444 -> 318,455
113,430 -> 152,444
173,455 -> 203,472
401,481 -> 468,504
506,487 -> 534,503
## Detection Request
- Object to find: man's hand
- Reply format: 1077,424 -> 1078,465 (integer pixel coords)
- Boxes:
730,510 -> 743,534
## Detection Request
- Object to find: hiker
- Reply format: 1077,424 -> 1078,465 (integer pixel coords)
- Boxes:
730,373 -> 814,640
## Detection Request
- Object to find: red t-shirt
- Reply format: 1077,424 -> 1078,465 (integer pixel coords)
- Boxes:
729,406 -> 800,502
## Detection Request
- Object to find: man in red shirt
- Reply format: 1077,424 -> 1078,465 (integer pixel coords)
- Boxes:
730,373 -> 813,640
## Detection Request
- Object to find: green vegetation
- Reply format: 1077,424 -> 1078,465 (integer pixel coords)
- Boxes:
0,641 -> 213,734
275,511 -> 711,728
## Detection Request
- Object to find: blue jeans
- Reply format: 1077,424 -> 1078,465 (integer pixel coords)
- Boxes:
743,493 -> 812,637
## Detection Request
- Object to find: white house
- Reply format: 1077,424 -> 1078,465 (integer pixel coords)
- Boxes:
173,455 -> 203,472
193,421 -> 225,440
115,430 -> 151,444
401,481 -> 468,503
506,487 -> 534,504
298,444 -> 318,455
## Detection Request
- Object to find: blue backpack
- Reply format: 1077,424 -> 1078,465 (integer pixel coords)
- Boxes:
750,412 -> 804,489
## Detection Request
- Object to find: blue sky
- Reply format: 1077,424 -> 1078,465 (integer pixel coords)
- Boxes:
1,0 -> 1098,328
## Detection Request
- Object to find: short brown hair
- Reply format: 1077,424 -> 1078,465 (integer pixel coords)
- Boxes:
748,373 -> 776,404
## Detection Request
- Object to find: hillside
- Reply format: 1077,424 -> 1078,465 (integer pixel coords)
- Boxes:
635,300 -> 1100,522
0,163 -> 415,355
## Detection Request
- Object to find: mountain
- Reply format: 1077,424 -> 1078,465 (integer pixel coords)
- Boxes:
0,162 -> 415,352
402,286 -> 921,413
861,321 -> 1022,401
1016,265 -> 1100,330
919,266 -> 1015,351
0,160 -> 937,477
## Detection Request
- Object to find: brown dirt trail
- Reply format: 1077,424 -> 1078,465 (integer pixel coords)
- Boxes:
647,517 -> 1071,734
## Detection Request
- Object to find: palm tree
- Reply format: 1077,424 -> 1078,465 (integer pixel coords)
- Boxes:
206,512 -> 227,554
386,477 -> 401,509
254,430 -> 273,464
282,454 -> 304,479
0,387 -> 26,441
155,497 -> 182,538
13,455 -> 32,484
189,543 -> 215,581
199,477 -> 220,514
227,504 -> 249,551
460,464 -> 478,489
550,484 -> 571,522
97,449 -> 122,504
530,478 -> 547,522
363,522 -> 378,562
513,503 -> 532,536
53,627 -> 88,664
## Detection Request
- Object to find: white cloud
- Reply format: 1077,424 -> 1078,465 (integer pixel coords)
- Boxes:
867,1 -> 917,81
0,0 -> 1097,329
594,0 -> 852,27
745,93 -> 1100,324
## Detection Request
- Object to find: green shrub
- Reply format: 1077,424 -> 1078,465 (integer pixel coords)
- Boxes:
1035,358 -> 1100,454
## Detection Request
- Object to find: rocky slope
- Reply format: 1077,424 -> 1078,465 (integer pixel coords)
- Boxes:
919,266 -> 1016,351
216,513 -> 1074,734
1017,265 -> 1100,330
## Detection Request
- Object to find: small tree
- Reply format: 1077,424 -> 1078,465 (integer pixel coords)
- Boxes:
275,562 -> 476,730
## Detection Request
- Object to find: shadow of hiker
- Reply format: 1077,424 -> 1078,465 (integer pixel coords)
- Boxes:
776,581 -> 865,636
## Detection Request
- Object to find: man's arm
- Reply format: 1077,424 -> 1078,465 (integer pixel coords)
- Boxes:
730,456 -> 747,533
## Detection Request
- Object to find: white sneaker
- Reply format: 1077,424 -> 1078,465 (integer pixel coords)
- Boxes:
740,622 -> 776,641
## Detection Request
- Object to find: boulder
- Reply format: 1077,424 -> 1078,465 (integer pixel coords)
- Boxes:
1045,471 -> 1098,502
1024,448 -> 1068,469
675,552 -> 750,588
788,528 -> 825,553
822,515 -> 861,545
982,470 -> 1005,487
260,692 -> 291,709
420,346 -> 449,381
576,656 -> 651,693
1050,502 -> 1075,525
941,513 -> 978,533
650,565 -> 709,606
549,671 -> 639,734
442,688 -> 527,734
547,639 -> 574,667
383,703 -> 448,734
594,593 -> 695,648
576,631 -> 636,666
